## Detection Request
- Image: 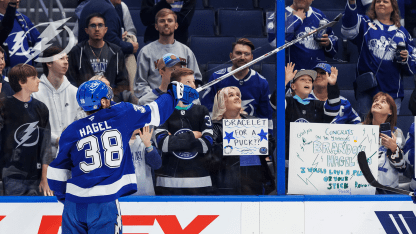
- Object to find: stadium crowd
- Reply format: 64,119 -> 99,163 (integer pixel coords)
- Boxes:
0,0 -> 415,199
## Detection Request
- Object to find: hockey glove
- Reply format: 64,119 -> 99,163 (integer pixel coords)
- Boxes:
167,81 -> 199,105
387,146 -> 406,169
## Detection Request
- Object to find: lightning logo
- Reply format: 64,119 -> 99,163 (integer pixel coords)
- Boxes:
14,121 -> 40,148
9,17 -> 76,64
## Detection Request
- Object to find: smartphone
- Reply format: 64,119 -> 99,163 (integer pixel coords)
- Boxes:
380,122 -> 392,138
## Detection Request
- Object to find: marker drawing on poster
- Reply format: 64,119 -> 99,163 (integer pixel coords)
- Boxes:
288,123 -> 379,195
222,119 -> 268,155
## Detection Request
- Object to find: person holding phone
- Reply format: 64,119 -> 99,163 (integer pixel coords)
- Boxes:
361,91 -> 406,194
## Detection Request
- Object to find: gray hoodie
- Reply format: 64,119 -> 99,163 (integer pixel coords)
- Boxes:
32,74 -> 79,157
134,40 -> 202,98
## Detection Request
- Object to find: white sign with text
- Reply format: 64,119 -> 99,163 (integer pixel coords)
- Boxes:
288,123 -> 379,195
222,118 -> 268,155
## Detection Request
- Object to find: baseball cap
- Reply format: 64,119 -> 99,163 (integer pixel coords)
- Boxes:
157,53 -> 186,70
293,69 -> 317,82
313,63 -> 331,74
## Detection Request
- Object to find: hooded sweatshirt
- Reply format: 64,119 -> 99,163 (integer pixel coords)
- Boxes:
32,74 -> 79,157
67,40 -> 129,90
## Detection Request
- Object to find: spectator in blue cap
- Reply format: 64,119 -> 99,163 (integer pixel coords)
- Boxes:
138,53 -> 186,105
312,63 -> 361,124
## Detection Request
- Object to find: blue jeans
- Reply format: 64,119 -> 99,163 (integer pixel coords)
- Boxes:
356,91 -> 401,121
2,177 -> 40,196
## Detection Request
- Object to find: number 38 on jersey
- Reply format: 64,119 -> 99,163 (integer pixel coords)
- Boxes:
77,129 -> 124,173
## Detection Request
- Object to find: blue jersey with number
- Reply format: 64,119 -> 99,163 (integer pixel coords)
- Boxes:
47,94 -> 175,203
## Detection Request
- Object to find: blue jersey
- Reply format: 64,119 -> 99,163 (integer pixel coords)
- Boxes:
47,94 -> 175,203
309,92 -> 361,124
342,2 -> 416,99
201,67 -> 273,132
0,13 -> 41,67
285,6 -> 339,70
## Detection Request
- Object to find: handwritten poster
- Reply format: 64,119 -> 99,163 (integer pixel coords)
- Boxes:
222,118 -> 268,155
288,123 -> 379,195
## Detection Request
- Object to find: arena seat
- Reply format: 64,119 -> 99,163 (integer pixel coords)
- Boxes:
195,0 -> 209,9
260,63 -> 276,93
404,76 -> 415,90
188,9 -> 216,36
397,115 -> 414,137
188,36 -> 236,64
245,37 -> 276,64
209,0 -> 254,9
129,8 -> 146,36
257,0 -> 275,10
123,0 -> 141,8
400,90 -> 413,116
136,36 -> 145,55
217,9 -> 264,37
332,63 -> 356,90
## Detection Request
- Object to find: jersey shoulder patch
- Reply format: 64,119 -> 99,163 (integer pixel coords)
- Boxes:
214,68 -> 227,75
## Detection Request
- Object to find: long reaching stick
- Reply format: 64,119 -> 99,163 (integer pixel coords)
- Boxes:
196,13 -> 343,92
357,151 -> 415,196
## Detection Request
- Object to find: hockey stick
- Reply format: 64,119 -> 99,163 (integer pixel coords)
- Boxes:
357,151 -> 415,196
196,13 -> 343,92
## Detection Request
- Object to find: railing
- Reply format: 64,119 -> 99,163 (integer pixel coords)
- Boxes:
25,0 -> 68,47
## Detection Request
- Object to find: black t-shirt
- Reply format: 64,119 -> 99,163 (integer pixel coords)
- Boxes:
0,96 -> 52,180
85,43 -> 110,76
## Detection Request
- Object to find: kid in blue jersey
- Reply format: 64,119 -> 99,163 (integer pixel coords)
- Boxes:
47,79 -> 198,233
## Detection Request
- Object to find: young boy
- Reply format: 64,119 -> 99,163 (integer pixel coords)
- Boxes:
154,67 -> 214,195
0,64 -> 52,196
284,64 -> 341,167
47,79 -> 198,232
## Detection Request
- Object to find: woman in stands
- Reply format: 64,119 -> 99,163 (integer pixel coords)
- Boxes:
342,0 -> 416,120
361,92 -> 406,194
210,87 -> 275,195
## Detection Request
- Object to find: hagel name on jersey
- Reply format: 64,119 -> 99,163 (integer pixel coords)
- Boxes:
79,121 -> 112,137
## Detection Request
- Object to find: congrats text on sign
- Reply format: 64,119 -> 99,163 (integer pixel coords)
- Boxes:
288,123 -> 379,195
222,119 -> 268,155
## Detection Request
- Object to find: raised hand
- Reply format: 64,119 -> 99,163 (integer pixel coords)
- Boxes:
285,62 -> 297,86
327,66 -> 338,85
138,126 -> 154,148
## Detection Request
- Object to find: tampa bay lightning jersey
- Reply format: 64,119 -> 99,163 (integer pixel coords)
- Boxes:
285,6 -> 338,70
342,2 -> 416,99
47,94 -> 175,203
201,67 -> 273,131
309,92 -> 361,124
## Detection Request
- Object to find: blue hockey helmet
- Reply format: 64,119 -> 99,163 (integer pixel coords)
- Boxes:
77,80 -> 114,111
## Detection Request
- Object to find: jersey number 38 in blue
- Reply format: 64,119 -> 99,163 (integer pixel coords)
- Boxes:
77,129 -> 124,173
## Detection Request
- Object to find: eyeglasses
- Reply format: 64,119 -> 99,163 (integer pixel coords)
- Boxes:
234,51 -> 252,57
89,23 -> 105,29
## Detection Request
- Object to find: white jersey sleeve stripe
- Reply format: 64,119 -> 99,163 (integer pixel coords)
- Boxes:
202,129 -> 213,135
146,102 -> 161,126
66,173 -> 136,198
47,166 -> 72,182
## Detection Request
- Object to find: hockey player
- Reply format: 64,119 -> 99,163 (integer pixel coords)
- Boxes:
47,79 -> 198,233
154,67 -> 214,195
0,64 -> 53,196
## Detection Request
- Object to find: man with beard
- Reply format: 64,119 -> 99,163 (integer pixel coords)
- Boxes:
134,8 -> 201,99
285,0 -> 338,70
201,38 -> 273,133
